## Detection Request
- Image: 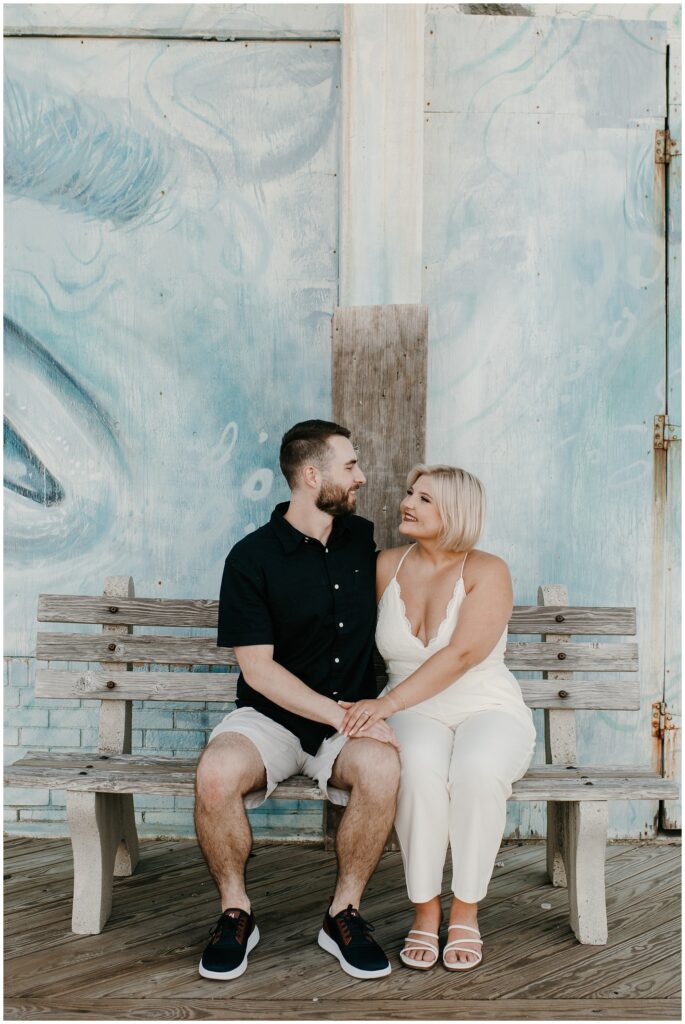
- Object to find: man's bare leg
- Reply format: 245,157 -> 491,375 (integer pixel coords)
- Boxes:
194,733 -> 266,911
328,739 -> 401,914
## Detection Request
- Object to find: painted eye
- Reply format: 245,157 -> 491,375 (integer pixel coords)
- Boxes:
4,316 -> 129,563
4,417 -> 63,506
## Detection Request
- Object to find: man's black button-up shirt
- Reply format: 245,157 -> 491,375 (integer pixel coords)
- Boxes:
217,502 -> 378,755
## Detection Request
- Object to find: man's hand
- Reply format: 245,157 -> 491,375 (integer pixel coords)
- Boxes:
348,717 -> 401,751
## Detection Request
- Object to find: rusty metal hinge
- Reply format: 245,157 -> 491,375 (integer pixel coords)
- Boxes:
652,701 -> 675,739
656,128 -> 680,164
654,414 -> 681,450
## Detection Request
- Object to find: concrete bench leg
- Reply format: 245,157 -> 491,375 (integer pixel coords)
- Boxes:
561,800 -> 608,945
113,795 -> 140,877
546,802 -> 568,887
66,792 -> 138,934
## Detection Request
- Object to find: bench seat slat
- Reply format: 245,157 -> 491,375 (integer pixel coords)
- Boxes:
6,753 -> 678,801
10,751 -> 666,777
35,633 -> 639,672
38,595 -> 636,635
35,669 -> 641,710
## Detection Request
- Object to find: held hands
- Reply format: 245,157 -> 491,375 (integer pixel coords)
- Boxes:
338,694 -> 401,738
350,716 -> 401,751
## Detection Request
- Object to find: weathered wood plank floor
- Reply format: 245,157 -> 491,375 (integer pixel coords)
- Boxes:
4,837 -> 681,1020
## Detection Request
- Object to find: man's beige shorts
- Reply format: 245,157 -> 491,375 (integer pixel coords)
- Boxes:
208,706 -> 350,809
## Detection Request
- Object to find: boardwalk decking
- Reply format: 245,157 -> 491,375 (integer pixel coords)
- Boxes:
3,837 -> 681,1020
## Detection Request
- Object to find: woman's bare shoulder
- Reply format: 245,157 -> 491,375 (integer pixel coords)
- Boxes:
464,549 -> 511,582
376,545 -> 413,592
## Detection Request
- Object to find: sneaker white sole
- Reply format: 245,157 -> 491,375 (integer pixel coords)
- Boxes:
198,925 -> 260,980
317,928 -> 391,979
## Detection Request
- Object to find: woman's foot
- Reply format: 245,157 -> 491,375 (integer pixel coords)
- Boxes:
401,897 -> 442,966
444,897 -> 481,967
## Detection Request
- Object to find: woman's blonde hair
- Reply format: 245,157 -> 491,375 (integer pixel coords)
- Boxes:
406,464 -> 486,552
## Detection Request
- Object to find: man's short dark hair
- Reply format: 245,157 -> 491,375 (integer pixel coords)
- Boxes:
279,419 -> 351,488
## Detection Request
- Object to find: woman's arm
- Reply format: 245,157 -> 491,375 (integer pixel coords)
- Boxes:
342,554 -> 513,736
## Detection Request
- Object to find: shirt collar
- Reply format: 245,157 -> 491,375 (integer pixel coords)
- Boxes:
270,502 -> 351,554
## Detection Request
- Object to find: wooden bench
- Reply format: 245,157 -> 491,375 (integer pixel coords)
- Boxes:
5,576 -> 678,944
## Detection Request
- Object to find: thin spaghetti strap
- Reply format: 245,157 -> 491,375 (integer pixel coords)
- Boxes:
393,544 -> 416,580
459,551 -> 469,579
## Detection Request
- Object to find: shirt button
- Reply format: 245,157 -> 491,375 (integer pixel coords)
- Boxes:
334,657 -> 340,664
338,622 -> 344,628
325,548 -> 329,553
334,584 -> 340,589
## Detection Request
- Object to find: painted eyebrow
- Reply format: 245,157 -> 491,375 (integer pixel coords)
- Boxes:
345,458 -> 358,467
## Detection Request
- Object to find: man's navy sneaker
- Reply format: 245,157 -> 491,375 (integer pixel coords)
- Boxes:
318,905 -> 391,979
199,908 -> 259,980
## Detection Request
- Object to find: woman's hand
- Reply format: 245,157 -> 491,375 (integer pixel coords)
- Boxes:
338,694 -> 400,737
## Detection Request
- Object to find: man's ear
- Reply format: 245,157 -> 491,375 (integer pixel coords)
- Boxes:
303,464 -> 320,490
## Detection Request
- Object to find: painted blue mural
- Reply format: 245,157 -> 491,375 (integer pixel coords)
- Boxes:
423,11 -> 668,836
4,38 -> 340,655
4,37 -> 339,837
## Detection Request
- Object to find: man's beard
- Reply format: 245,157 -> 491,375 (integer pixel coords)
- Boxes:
316,480 -> 358,517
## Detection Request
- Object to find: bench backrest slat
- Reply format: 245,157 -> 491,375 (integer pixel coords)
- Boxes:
35,668 -> 641,710
37,594 -> 636,635
35,631 -> 638,673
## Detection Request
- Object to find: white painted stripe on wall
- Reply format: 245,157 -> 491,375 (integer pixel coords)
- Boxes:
340,3 -> 425,306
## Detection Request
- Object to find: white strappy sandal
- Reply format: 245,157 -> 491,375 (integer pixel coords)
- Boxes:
442,924 -> 483,971
399,929 -> 440,970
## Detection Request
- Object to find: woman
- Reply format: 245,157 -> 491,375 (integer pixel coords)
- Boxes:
339,465 -> 537,971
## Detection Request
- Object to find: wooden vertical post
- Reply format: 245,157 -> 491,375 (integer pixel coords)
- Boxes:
538,584 -> 575,888
538,584 -> 608,944
326,304 -> 428,851
332,304 -> 428,549
67,575 -> 139,933
100,576 -> 140,877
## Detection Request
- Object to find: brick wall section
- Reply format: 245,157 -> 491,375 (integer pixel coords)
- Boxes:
4,658 -> 323,839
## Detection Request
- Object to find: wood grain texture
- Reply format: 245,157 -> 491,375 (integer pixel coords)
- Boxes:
37,594 -> 637,634
517,679 -> 640,711
540,583 -> 574,888
332,304 -> 428,549
34,669 -> 639,709
3,4 -> 343,39
98,576 -> 140,880
3,838 -> 681,1020
6,754 -> 678,801
35,632 -> 238,666
34,633 -> 638,671
504,642 -> 638,672
35,668 -> 239,701
4,999 -> 681,1021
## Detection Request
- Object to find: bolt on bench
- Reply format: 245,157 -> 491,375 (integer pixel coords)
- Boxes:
5,577 -> 678,943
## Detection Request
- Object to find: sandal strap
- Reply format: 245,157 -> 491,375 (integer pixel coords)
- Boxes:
444,949 -> 483,964
444,938 -> 483,951
403,939 -> 438,951
403,946 -> 439,957
447,924 -> 481,935
407,929 -> 439,939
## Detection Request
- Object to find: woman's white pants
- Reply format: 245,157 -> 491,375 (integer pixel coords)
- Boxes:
388,708 -> 536,904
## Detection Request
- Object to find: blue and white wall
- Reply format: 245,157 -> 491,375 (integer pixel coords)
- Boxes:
4,3 -> 681,838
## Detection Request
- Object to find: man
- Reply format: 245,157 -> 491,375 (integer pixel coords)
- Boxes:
195,419 -> 401,981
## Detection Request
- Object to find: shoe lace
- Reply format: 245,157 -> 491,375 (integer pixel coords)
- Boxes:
337,905 -> 375,945
209,910 -> 246,944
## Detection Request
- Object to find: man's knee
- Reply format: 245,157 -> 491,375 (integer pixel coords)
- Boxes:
343,739 -> 401,795
196,733 -> 265,804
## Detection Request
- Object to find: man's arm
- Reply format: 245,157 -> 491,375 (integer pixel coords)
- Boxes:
234,646 -> 400,749
234,644 -> 344,729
